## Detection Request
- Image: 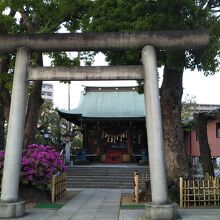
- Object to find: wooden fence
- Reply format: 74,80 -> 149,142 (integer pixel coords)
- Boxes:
51,172 -> 66,203
179,176 -> 220,207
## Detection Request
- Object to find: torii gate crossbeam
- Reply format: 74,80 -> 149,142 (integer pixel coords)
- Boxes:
0,30 -> 208,52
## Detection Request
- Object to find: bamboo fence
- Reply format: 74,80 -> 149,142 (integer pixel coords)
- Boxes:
51,172 -> 66,203
179,175 -> 220,207
134,171 -> 150,203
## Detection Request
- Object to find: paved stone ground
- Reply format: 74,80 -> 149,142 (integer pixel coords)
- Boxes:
120,209 -> 145,220
120,208 -> 220,220
11,189 -> 122,220
6,189 -> 220,220
178,208 -> 220,220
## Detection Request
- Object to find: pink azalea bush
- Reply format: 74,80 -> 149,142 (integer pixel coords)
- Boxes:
0,144 -> 66,186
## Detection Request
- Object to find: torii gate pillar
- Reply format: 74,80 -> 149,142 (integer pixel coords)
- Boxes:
0,47 -> 29,218
142,45 -> 177,219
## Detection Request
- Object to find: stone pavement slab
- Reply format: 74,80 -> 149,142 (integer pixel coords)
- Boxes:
47,189 -> 96,220
119,208 -> 220,220
39,189 -> 122,220
120,209 -> 145,220
178,208 -> 220,220
69,189 -> 121,220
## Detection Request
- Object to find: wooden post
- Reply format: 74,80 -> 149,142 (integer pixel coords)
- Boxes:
51,175 -> 56,203
193,180 -> 196,207
134,171 -> 139,203
183,179 -> 186,207
205,172 -> 209,180
179,177 -> 183,208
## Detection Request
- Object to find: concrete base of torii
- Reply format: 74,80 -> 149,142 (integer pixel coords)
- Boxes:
145,202 -> 178,220
0,201 -> 25,218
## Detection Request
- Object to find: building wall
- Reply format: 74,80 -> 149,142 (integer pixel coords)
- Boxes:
41,83 -> 54,101
185,118 -> 220,157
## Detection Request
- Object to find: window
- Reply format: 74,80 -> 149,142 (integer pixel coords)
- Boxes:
216,122 -> 220,138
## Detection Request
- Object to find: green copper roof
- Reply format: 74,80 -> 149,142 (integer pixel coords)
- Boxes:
58,87 -> 145,118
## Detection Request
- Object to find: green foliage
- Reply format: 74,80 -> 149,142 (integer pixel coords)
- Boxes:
0,0 -> 97,153
35,100 -> 77,149
0,73 -> 13,92
35,100 -> 62,148
49,52 -> 80,67
79,52 -> 95,66
81,0 -> 220,75
181,94 -> 197,129
72,136 -> 83,150
4,0 -> 63,33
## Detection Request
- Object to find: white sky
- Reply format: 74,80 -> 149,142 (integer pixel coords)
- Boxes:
43,53 -> 220,110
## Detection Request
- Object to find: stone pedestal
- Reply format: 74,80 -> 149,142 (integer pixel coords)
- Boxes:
145,202 -> 177,220
0,200 -> 25,218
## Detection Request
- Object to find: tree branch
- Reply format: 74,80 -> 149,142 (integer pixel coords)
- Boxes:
9,9 -> 16,18
19,10 -> 35,32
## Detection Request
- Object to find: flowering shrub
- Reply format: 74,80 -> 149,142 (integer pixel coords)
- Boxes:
20,144 -> 66,185
0,144 -> 66,186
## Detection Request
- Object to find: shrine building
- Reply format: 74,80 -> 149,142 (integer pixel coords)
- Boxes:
57,86 -> 148,163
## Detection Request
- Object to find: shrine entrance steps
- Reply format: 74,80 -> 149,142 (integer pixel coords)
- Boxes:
66,164 -> 149,189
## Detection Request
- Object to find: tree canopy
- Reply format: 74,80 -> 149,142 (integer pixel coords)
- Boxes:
82,0 -> 220,74
0,0 -> 91,147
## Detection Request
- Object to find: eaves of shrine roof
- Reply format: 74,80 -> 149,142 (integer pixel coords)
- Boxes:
57,87 -> 145,119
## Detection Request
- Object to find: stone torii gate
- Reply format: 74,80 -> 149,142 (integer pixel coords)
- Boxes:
0,30 -> 208,219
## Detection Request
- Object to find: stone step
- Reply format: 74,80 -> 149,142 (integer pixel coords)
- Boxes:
67,179 -> 133,183
67,168 -> 148,171
67,169 -> 149,174
67,180 -> 133,185
66,176 -> 135,179
66,165 -> 150,189
66,183 -> 134,188
67,172 -> 148,176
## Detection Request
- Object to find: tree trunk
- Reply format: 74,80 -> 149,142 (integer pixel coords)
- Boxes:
0,54 -> 10,149
0,55 -> 11,122
0,85 -> 10,121
193,113 -> 214,176
0,98 -> 4,149
160,66 -> 190,184
23,54 -> 43,147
